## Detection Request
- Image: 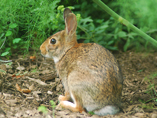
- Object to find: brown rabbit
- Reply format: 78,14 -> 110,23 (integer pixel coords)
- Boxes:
40,8 -> 123,116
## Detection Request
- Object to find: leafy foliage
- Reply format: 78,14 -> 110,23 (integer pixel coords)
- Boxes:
0,0 -> 157,57
0,0 -> 63,57
112,0 -> 157,51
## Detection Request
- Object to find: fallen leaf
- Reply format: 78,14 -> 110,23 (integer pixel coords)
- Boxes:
12,75 -> 16,77
16,75 -> 22,79
5,99 -> 17,106
29,84 -> 34,91
16,66 -> 25,71
16,83 -> 31,93
16,83 -> 22,92
30,56 -> 36,61
26,76 -> 47,85
21,89 -> 31,93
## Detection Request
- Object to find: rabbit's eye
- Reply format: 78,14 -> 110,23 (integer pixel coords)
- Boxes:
50,38 -> 56,44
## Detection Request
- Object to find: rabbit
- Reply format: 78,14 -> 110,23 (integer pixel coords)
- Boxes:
40,8 -> 123,116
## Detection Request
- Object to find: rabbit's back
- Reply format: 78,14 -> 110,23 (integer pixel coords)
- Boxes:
56,43 -> 123,112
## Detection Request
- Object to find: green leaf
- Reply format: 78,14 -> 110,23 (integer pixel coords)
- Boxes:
118,31 -> 127,38
9,23 -> 18,29
5,31 -> 12,37
13,38 -> 21,44
67,6 -> 75,10
107,46 -> 118,50
38,105 -> 48,114
57,5 -> 64,10
50,100 -> 56,106
1,51 -> 9,56
80,17 -> 93,25
0,69 -> 6,74
123,38 -> 130,51
138,69 -> 143,72
107,40 -> 114,45
88,111 -> 95,115
50,100 -> 56,108
84,39 -> 90,43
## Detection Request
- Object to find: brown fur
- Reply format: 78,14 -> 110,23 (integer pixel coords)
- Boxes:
40,8 -> 123,115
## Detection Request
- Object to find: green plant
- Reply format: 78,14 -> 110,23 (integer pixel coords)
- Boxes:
0,0 -> 78,57
0,0 -> 63,57
0,23 -> 22,57
31,68 -> 38,73
38,105 -> 48,114
92,0 -> 157,50
1,0 -> 157,56
38,100 -> 56,117
144,72 -> 157,105
88,111 -> 95,115
50,100 -> 56,117
77,12 -> 119,50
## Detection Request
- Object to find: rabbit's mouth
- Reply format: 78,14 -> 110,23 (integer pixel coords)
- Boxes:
40,52 -> 51,58
40,52 -> 59,63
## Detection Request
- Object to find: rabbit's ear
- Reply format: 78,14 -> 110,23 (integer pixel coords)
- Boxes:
64,8 -> 72,20
64,9 -> 77,35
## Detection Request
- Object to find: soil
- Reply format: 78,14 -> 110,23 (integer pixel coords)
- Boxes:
0,51 -> 157,118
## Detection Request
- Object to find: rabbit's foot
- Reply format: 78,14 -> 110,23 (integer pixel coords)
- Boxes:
59,92 -> 70,101
58,101 -> 84,113
59,95 -> 67,102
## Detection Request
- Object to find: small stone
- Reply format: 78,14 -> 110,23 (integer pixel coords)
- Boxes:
55,78 -> 60,83
3,93 -> 12,97
0,114 -> 5,118
16,66 -> 25,71
151,113 -> 157,118
15,112 -> 22,117
134,113 -> 144,118
29,84 -> 34,90
32,91 -> 42,98
5,99 -> 17,106
26,97 -> 34,100
47,91 -> 53,95
56,84 -> 63,91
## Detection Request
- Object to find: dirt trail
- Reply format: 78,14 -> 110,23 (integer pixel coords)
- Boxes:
0,51 -> 157,118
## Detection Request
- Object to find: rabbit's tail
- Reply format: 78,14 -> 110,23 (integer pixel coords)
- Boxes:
94,105 -> 120,116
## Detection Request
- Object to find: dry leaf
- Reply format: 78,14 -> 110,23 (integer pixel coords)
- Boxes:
21,89 -> 31,93
16,83 -> 31,93
16,83 -> 22,92
16,66 -> 25,71
29,84 -> 34,91
12,75 -> 16,77
26,76 -> 47,85
16,75 -> 22,79
30,56 -> 36,61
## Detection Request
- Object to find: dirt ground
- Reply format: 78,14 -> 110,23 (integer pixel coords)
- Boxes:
0,51 -> 157,118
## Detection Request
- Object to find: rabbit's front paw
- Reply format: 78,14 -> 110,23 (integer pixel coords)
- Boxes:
58,95 -> 65,102
59,92 -> 70,101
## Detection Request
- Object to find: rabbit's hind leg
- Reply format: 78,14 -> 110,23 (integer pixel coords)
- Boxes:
59,91 -> 71,101
59,92 -> 84,113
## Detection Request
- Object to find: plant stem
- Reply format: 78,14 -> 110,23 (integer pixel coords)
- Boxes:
0,60 -> 12,62
92,0 -> 157,47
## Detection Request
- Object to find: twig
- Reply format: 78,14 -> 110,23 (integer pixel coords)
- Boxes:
26,76 -> 47,85
0,34 -> 12,62
0,60 -> 12,62
0,35 -> 6,50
